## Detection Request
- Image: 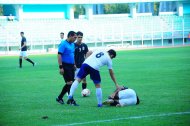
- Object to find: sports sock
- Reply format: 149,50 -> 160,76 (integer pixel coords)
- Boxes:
68,80 -> 79,98
67,84 -> 71,94
19,58 -> 22,68
26,58 -> 34,65
58,84 -> 69,99
82,83 -> 87,90
96,88 -> 102,105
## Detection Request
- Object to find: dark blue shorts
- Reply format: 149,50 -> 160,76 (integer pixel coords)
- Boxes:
77,64 -> 101,84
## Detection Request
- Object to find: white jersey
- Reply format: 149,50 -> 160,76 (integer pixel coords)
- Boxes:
118,88 -> 137,106
83,50 -> 112,71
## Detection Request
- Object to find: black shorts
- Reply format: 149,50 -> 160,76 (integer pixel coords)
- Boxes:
62,62 -> 75,83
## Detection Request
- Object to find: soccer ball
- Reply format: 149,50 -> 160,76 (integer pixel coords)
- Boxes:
81,89 -> 90,97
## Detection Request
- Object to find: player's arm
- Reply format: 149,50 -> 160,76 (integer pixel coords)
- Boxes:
109,69 -> 119,88
74,60 -> 76,70
19,42 -> 26,50
58,52 -> 64,75
86,50 -> 93,58
109,88 -> 120,99
84,45 -> 89,58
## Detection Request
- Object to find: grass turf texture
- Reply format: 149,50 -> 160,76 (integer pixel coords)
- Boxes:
0,46 -> 190,126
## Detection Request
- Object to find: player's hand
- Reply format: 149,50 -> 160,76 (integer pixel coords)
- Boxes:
59,68 -> 64,75
116,85 -> 123,90
115,84 -> 120,88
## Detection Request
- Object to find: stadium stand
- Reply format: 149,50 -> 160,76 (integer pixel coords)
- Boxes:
0,0 -> 190,54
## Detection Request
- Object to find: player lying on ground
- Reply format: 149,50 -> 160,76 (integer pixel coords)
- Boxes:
103,86 -> 140,107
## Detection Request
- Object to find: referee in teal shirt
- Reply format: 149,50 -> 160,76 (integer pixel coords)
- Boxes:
56,31 -> 77,104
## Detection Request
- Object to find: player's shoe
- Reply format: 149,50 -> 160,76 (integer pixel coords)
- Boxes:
33,63 -> 36,67
103,99 -> 114,105
67,97 -> 79,106
97,104 -> 103,107
56,97 -> 64,104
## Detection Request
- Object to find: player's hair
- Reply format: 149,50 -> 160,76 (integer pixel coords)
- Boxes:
136,96 -> 140,105
77,31 -> 83,36
20,32 -> 24,34
67,31 -> 76,38
108,49 -> 116,58
60,32 -> 64,35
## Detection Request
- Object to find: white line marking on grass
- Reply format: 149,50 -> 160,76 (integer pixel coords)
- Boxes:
54,111 -> 190,126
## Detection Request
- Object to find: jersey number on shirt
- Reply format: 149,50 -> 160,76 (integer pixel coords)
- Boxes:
96,52 -> 104,58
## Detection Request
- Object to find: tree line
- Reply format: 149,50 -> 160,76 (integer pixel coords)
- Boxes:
74,3 -> 159,18
74,4 -> 130,18
0,3 -> 159,17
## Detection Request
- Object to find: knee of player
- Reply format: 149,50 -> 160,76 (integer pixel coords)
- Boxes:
95,84 -> 101,88
67,81 -> 73,85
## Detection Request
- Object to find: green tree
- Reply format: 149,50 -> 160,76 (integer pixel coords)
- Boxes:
74,5 -> 85,18
0,5 -> 3,16
104,4 -> 130,14
153,2 -> 159,16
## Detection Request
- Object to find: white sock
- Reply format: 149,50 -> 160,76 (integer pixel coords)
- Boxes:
96,88 -> 102,105
68,80 -> 79,98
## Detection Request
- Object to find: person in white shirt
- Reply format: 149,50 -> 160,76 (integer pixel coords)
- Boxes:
67,49 -> 120,107
60,32 -> 64,40
103,86 -> 140,107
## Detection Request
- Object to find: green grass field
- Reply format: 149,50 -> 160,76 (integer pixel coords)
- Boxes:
0,46 -> 190,126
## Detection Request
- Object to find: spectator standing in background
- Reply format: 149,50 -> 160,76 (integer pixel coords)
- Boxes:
60,32 -> 64,40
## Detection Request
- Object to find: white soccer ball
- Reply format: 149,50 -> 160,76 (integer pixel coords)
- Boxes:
81,89 -> 90,97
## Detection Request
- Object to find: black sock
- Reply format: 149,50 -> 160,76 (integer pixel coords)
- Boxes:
19,59 -> 22,68
58,84 -> 69,99
82,83 -> 87,90
26,58 -> 34,65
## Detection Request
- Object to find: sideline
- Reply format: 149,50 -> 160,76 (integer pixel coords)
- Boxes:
54,111 -> 190,126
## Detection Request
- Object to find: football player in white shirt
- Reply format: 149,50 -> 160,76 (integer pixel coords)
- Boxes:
103,86 -> 140,107
67,49 -> 120,107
